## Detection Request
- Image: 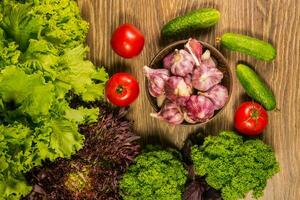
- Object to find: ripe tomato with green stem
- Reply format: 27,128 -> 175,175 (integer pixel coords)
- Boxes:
105,73 -> 139,107
234,101 -> 268,136
111,24 -> 145,58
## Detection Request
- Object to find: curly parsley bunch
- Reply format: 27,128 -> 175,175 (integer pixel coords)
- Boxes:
120,145 -> 188,200
191,131 -> 279,200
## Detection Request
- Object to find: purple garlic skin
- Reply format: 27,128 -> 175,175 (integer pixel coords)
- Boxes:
192,65 -> 223,91
176,96 -> 190,107
185,38 -> 203,66
170,49 -> 194,77
144,66 -> 170,97
150,101 -> 184,125
184,74 -> 192,87
163,52 -> 174,69
184,95 -> 215,123
202,84 -> 229,110
165,76 -> 192,102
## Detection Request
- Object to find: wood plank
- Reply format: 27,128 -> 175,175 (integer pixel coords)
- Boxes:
78,0 -> 300,199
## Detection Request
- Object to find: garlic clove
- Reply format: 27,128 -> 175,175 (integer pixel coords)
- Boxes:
192,65 -> 223,91
151,101 -> 184,125
201,50 -> 211,60
176,78 -> 192,96
185,38 -> 203,66
144,66 -> 170,97
144,65 -> 169,80
200,57 -> 217,68
156,94 -> 166,107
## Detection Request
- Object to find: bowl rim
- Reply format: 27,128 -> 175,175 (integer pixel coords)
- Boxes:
145,39 -> 233,126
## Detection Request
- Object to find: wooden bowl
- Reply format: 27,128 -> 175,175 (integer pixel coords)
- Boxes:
145,39 -> 233,126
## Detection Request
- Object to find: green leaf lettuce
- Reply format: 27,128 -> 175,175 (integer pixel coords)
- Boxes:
0,0 -> 108,199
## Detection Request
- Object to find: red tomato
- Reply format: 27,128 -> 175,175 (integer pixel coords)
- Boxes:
234,102 -> 268,136
105,73 -> 139,107
111,24 -> 145,58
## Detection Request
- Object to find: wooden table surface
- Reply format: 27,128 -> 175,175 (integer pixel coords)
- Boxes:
78,0 -> 300,199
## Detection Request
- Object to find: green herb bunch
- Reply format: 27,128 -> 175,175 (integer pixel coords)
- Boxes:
120,145 -> 188,200
191,131 -> 280,200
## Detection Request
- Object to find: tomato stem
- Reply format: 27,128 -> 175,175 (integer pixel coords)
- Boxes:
251,108 -> 259,118
243,108 -> 259,123
116,85 -> 124,94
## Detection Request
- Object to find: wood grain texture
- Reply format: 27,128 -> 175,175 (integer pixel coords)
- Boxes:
77,0 -> 300,199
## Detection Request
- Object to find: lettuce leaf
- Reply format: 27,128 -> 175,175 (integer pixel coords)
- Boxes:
55,45 -> 108,101
0,41 -> 21,69
65,107 -> 99,124
0,172 -> 32,200
0,66 -> 55,121
0,124 -> 34,173
31,0 -> 89,49
21,39 -> 59,78
0,1 -> 42,51
49,119 -> 84,158
0,0 -> 108,199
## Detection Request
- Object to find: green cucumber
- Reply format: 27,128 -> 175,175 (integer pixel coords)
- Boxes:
236,64 -> 276,110
162,8 -> 220,37
221,33 -> 276,61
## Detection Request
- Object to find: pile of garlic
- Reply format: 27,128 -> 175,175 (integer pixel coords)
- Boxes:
144,39 -> 228,125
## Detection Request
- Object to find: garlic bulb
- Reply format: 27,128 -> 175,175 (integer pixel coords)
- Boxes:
169,49 -> 195,76
165,76 -> 192,102
183,95 -> 215,123
144,66 -> 170,97
150,101 -> 184,125
145,38 -> 228,125
202,84 -> 228,110
192,65 -> 223,91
